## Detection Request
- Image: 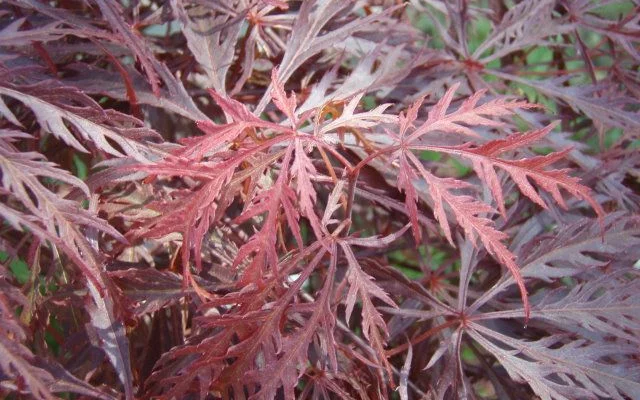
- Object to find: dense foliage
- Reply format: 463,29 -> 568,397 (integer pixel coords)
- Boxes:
1,0 -> 639,399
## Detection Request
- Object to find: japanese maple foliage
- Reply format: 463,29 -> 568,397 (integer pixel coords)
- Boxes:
0,0 -> 639,399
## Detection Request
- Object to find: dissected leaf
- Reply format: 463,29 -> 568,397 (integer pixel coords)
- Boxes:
468,323 -> 640,400
0,1 -> 638,399
0,83 -> 157,162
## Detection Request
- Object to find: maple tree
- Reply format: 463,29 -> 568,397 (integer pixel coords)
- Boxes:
0,0 -> 639,399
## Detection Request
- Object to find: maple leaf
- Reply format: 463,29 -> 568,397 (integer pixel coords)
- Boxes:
291,139 -> 324,241
270,69 -> 299,126
298,43 -> 415,115
339,242 -> 396,376
64,63 -> 207,121
319,94 -> 398,135
468,322 -> 640,400
2,1 -> 638,399
414,124 -> 605,219
171,0 -> 243,95
247,245 -> 337,400
0,81 -> 158,162
0,274 -> 116,400
110,268 -> 228,316
255,0 -> 401,112
232,148 -> 300,283
469,214 -> 640,315
93,0 -> 162,95
472,0 -> 574,64
531,270 -> 640,345
491,72 -> 640,133
360,84 -> 605,321
0,138 -> 134,399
